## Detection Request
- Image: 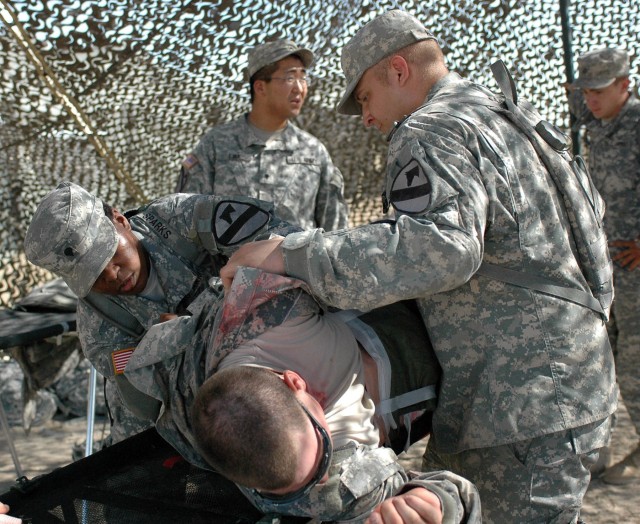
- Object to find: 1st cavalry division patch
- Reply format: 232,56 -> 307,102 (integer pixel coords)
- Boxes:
389,158 -> 432,214
214,201 -> 270,246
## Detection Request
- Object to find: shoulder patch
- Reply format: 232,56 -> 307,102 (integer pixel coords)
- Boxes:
213,201 -> 270,246
389,158 -> 432,214
182,154 -> 199,170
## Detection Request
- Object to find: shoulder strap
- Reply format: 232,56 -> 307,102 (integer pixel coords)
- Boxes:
420,61 -> 613,319
375,386 -> 437,416
489,61 -> 602,218
82,293 -> 145,340
476,262 -> 603,314
81,293 -> 161,422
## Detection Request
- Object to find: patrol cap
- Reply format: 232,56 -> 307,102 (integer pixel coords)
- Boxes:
247,39 -> 314,79
337,10 -> 436,115
574,47 -> 630,89
24,181 -> 118,298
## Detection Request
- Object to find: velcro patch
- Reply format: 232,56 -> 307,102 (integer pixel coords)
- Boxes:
182,154 -> 199,170
140,211 -> 173,240
112,348 -> 135,375
389,158 -> 431,214
286,155 -> 318,165
214,201 -> 269,246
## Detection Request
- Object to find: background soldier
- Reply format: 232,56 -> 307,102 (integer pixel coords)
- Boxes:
177,39 -> 349,232
569,47 -> 640,485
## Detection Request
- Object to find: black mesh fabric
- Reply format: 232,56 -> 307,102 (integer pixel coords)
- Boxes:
1,428 -> 307,523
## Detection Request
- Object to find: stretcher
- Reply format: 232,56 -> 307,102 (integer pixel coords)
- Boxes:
0,279 -> 80,483
0,427 -> 307,523
0,282 -> 307,522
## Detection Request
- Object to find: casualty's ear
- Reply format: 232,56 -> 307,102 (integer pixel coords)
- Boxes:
282,370 -> 308,392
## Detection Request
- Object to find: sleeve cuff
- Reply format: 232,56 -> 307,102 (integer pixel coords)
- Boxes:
281,230 -> 316,283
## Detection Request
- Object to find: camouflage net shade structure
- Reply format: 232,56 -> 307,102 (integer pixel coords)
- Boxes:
0,0 -> 638,307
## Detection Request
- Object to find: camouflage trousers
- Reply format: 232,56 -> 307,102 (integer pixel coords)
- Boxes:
608,265 -> 640,435
423,422 -> 609,523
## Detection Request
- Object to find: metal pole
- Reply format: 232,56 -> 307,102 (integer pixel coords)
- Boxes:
0,395 -> 25,478
559,0 -> 581,155
0,0 -> 147,204
84,365 -> 97,457
82,366 -> 98,524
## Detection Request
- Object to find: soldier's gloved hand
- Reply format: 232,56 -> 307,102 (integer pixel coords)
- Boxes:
0,503 -> 21,524
365,487 -> 442,524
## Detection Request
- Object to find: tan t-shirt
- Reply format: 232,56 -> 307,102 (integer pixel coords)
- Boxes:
218,311 -> 380,448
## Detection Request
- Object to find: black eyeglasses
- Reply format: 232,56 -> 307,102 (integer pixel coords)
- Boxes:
251,402 -> 332,507
268,75 -> 311,87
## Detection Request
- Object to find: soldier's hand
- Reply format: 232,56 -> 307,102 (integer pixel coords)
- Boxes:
220,237 -> 286,291
365,487 -> 442,524
0,503 -> 21,524
610,240 -> 640,271
158,313 -> 178,323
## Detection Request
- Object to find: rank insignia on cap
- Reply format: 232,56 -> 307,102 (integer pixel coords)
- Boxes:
389,158 -> 432,214
112,348 -> 135,375
182,154 -> 199,170
214,201 -> 269,246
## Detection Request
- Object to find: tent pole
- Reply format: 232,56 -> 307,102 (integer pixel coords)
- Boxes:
559,0 -> 581,155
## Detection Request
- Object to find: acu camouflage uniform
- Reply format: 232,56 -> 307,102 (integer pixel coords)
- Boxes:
570,85 -> 640,439
177,116 -> 349,231
126,267 -> 481,523
281,24 -> 618,520
75,193 -> 297,442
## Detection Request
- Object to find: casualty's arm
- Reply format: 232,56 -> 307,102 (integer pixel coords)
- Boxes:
396,470 -> 482,524
0,503 -> 21,524
366,487 -> 443,524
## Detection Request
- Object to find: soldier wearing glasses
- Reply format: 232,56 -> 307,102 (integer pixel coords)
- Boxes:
177,39 -> 348,232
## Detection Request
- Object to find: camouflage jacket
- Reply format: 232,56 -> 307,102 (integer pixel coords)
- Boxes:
280,72 -> 618,453
77,193 -> 298,440
126,268 -> 480,523
177,115 -> 349,231
570,91 -> 640,241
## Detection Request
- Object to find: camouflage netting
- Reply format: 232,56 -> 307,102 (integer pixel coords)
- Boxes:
1,0 -> 638,307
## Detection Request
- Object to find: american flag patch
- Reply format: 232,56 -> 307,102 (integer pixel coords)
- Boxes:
112,348 -> 135,375
182,154 -> 199,170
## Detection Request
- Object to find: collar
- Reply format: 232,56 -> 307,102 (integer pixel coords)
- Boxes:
241,113 -> 293,149
387,72 -> 463,142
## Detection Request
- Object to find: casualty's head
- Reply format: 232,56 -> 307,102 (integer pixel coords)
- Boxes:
191,366 -> 332,502
247,39 -> 314,118
337,10 -> 445,134
24,181 -> 149,297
